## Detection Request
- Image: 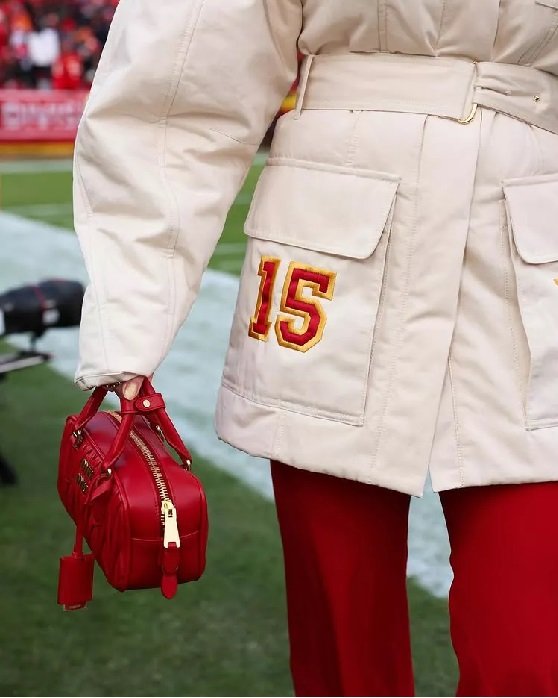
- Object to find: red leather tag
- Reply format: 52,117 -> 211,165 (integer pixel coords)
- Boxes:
161,544 -> 180,599
161,572 -> 178,600
57,552 -> 95,610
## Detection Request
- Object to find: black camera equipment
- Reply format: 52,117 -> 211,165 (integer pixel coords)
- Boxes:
0,279 -> 84,484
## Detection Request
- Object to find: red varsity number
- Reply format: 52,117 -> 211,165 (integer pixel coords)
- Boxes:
275,262 -> 336,351
248,258 -> 337,352
248,256 -> 281,340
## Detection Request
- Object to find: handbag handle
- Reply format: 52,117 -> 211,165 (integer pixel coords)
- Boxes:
74,378 -> 192,472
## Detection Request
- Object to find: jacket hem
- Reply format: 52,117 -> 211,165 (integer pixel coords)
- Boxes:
215,383 -> 426,497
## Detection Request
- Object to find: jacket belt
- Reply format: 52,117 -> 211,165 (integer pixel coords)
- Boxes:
296,53 -> 558,135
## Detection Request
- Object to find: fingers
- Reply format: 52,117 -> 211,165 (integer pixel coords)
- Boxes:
109,373 -> 155,400
124,376 -> 145,400
113,375 -> 144,400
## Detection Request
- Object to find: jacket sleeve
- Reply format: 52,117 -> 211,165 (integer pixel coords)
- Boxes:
73,0 -> 302,389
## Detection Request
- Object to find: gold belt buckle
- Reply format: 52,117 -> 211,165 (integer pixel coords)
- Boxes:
457,102 -> 478,124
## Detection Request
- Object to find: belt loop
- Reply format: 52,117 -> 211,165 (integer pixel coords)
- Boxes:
294,54 -> 315,119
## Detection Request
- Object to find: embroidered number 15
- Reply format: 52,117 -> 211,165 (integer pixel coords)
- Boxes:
248,256 -> 337,352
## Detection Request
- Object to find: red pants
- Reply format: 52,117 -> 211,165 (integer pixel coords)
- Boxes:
271,461 -> 558,697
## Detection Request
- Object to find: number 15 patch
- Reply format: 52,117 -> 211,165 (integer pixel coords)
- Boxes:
248,257 -> 337,352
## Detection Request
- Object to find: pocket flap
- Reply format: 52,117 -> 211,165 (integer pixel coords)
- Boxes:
503,173 -> 558,263
244,158 -> 400,259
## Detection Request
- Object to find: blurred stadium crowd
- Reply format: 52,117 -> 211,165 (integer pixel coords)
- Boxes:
0,0 -> 116,89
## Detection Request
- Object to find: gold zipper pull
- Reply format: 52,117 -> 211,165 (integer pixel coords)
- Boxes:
162,499 -> 181,548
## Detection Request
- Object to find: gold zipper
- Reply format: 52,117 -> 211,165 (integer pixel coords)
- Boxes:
107,411 -> 180,547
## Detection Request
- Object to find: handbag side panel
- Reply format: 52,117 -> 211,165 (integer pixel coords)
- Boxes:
132,418 -> 209,584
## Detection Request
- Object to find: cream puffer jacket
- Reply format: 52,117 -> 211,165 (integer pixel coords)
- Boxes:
74,0 -> 558,495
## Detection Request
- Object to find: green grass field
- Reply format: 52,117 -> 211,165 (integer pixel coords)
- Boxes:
0,160 -> 458,696
0,161 -> 260,275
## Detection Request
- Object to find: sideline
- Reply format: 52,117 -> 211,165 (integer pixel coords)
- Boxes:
0,210 -> 452,596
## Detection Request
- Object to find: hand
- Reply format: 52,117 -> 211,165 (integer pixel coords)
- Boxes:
111,374 -> 154,401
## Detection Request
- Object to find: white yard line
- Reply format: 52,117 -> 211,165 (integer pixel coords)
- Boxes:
214,259 -> 244,273
234,193 -> 254,206
5,203 -> 249,220
0,211 -> 452,597
253,151 -> 269,166
0,159 -> 73,174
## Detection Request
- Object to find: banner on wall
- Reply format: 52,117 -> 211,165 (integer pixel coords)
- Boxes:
0,90 -> 87,142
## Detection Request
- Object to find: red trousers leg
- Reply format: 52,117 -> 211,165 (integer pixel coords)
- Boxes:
271,461 -> 414,697
441,482 -> 558,697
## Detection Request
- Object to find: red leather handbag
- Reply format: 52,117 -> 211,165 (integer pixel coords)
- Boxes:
57,378 -> 208,610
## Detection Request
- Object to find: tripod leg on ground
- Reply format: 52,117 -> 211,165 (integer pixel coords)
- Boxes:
0,449 -> 17,485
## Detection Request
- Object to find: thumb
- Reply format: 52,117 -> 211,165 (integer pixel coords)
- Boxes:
122,375 -> 145,400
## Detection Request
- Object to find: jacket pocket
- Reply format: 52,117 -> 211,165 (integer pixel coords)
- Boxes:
222,157 -> 400,426
503,172 -> 558,429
